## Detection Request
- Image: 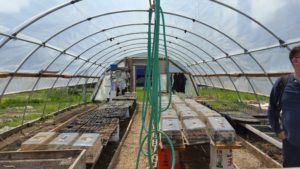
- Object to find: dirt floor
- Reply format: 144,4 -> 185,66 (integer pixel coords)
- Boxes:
233,148 -> 268,169
114,104 -> 148,169
239,129 -> 282,164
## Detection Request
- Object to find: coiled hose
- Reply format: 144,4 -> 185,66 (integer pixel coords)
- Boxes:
135,0 -> 175,169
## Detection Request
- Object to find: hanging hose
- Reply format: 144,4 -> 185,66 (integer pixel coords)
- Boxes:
135,0 -> 175,169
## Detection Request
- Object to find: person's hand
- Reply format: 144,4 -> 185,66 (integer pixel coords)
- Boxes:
278,131 -> 286,140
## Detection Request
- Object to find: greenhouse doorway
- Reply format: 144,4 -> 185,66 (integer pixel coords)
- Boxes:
135,66 -> 146,87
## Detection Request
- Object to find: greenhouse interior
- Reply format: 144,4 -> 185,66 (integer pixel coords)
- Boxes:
0,0 -> 300,169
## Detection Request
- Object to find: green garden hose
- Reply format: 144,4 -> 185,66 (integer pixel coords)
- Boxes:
135,1 -> 175,169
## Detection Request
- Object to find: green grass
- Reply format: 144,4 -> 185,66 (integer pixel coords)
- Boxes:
198,87 -> 269,112
136,87 -> 144,102
0,87 -> 93,128
135,86 -> 269,113
199,87 -> 268,103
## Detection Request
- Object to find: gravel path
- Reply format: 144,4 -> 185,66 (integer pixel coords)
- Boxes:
114,104 -> 148,169
233,148 -> 268,169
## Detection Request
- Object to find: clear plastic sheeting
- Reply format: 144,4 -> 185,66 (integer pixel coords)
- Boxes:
161,109 -> 178,119
0,0 -> 299,96
20,47 -> 60,72
1,77 -> 97,95
94,74 -> 111,101
184,75 -> 197,97
248,77 -> 274,96
0,0 -> 67,30
0,41 -> 38,71
251,47 -> 293,73
160,74 -> 167,92
22,5 -> 86,42
207,116 -> 236,144
160,118 -> 183,146
182,118 -> 209,144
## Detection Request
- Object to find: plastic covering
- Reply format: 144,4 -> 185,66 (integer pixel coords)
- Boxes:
0,0 -> 299,96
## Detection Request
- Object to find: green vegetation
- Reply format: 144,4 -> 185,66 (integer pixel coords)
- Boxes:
0,86 -> 93,128
199,87 -> 268,103
136,87 -> 144,102
198,87 -> 269,112
135,86 -> 269,113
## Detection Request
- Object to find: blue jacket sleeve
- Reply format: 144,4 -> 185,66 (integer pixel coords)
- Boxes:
267,80 -> 283,134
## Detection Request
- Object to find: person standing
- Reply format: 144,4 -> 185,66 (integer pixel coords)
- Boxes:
120,71 -> 128,95
268,45 -> 300,167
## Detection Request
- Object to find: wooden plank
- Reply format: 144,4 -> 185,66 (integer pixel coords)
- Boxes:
18,106 -> 103,168
0,71 -> 99,79
70,149 -> 87,169
20,133 -> 103,168
233,162 -> 240,169
210,141 -> 242,150
193,72 -> 291,78
72,134 -> 103,166
242,124 -> 282,149
240,138 -> 282,168
0,149 -> 86,169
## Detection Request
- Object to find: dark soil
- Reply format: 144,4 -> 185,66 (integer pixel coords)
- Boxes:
181,144 -> 210,169
95,108 -> 134,169
0,104 -> 97,151
237,124 -> 283,164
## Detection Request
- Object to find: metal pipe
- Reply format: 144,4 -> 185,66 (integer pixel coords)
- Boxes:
242,124 -> 282,149
97,47 -> 210,88
0,0 -> 82,48
90,39 -> 219,88
209,0 -> 285,45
